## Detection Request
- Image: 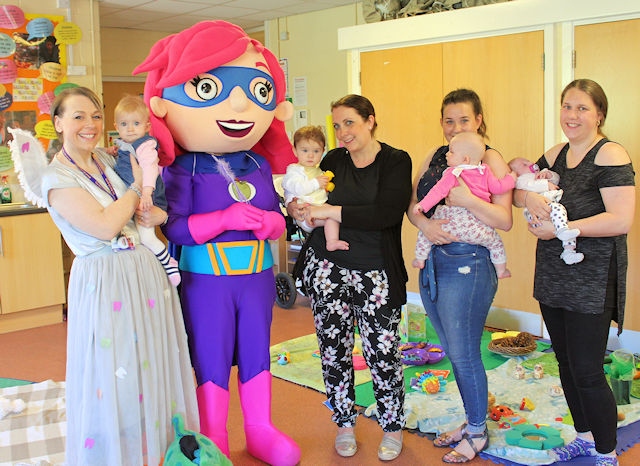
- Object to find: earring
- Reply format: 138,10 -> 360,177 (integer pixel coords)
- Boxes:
597,120 -> 601,126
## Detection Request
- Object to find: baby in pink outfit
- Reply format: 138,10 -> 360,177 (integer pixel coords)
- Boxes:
413,132 -> 515,278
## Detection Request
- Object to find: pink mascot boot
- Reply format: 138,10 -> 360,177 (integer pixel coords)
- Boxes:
196,381 -> 230,457
238,370 -> 301,465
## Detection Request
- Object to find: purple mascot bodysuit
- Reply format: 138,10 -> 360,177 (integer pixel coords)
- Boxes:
133,21 -> 299,465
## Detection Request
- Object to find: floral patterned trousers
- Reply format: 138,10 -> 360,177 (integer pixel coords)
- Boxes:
299,246 -> 406,431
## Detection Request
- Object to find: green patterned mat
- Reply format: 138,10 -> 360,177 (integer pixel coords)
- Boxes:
271,320 -> 551,407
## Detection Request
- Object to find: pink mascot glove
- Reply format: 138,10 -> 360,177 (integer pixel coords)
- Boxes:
136,139 -> 160,188
254,210 -> 285,240
189,202 -> 268,244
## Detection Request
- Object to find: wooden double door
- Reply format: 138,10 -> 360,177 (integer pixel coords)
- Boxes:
361,30 -> 544,315
360,18 -> 639,332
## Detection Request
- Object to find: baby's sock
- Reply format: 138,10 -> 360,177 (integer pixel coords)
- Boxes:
155,248 -> 181,286
556,227 -> 580,241
560,249 -> 584,265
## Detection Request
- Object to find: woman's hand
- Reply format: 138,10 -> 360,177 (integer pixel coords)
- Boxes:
304,204 -> 340,228
446,177 -> 476,209
421,217 -> 457,245
524,191 -> 551,226
136,205 -> 167,228
286,197 -> 309,223
528,219 -> 556,240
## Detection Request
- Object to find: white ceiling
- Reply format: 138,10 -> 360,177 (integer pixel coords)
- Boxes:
98,0 -> 359,33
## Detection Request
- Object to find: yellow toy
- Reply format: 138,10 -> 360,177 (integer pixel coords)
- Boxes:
325,170 -> 335,192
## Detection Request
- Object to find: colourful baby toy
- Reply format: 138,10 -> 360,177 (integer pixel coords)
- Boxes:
519,397 -> 535,411
411,370 -> 447,394
277,352 -> 291,365
504,423 -> 564,450
400,341 -> 446,365
490,405 -> 514,422
324,170 -> 335,192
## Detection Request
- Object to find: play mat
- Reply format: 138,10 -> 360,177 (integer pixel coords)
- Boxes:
271,335 -> 640,465
365,351 -> 640,465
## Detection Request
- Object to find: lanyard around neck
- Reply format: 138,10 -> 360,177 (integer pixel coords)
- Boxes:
61,146 -> 118,201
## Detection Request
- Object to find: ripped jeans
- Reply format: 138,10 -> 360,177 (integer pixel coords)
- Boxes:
419,242 -> 497,428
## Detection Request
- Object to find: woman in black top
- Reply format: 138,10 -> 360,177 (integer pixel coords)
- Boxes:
290,94 -> 412,461
515,79 -> 635,466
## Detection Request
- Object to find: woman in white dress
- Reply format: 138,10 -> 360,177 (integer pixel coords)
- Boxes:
43,86 -> 198,465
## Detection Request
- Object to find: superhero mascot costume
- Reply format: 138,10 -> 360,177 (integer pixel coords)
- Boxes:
134,21 -> 300,465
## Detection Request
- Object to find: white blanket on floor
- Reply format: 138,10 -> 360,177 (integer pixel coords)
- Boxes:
0,380 -> 66,466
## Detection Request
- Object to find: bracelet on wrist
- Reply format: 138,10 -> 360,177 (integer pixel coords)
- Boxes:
128,184 -> 142,198
523,191 -> 530,208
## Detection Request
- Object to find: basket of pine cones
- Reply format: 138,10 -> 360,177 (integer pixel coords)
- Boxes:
488,331 -> 537,356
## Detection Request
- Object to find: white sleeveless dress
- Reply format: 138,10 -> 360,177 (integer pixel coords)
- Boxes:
42,150 -> 198,466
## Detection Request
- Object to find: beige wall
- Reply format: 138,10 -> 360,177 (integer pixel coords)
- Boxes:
101,28 -> 169,80
100,28 -> 265,80
265,5 -> 364,138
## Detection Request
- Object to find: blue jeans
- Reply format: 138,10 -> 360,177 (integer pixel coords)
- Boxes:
419,242 -> 497,428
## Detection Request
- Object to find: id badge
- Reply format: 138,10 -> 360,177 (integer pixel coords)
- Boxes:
111,233 -> 135,251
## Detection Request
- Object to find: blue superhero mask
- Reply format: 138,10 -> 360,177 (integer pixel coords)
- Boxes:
162,66 -> 277,111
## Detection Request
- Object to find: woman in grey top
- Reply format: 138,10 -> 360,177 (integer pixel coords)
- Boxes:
515,79 -> 635,466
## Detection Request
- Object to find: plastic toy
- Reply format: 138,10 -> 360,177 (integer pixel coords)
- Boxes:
548,385 -> 564,397
490,405 -> 514,422
325,170 -> 335,192
504,423 -> 564,450
513,363 -> 525,380
520,397 -> 535,411
400,341 -> 446,365
533,363 -> 544,379
491,330 -> 521,340
277,352 -> 291,365
164,414 -> 232,466
410,370 -> 447,394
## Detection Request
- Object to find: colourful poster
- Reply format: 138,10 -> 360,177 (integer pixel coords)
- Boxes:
0,7 -> 73,157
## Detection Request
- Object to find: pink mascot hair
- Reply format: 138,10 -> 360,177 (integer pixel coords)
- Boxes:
133,20 -> 295,173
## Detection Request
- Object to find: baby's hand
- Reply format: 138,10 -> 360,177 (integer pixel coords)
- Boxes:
316,175 -> 329,190
535,169 -> 553,180
140,189 -> 153,212
413,204 -> 424,215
